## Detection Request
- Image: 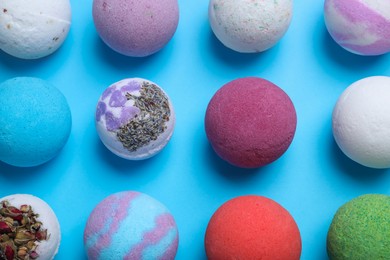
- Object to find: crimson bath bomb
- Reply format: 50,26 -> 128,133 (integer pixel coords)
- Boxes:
205,77 -> 297,168
324,0 -> 390,56
93,0 -> 179,57
333,76 -> 390,168
205,195 -> 302,260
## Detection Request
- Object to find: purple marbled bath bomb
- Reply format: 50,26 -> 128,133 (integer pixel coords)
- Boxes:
324,0 -> 390,56
84,191 -> 179,260
93,0 -> 179,57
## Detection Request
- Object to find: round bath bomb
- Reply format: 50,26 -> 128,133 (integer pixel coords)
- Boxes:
332,76 -> 390,168
95,78 -> 175,160
0,0 -> 71,59
205,77 -> 297,168
205,195 -> 301,260
327,194 -> 390,259
209,0 -> 293,53
0,194 -> 61,260
93,0 -> 179,57
84,191 -> 179,260
324,0 -> 390,56
0,77 -> 71,167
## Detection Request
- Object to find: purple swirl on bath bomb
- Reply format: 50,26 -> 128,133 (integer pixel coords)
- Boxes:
109,90 -> 127,107
95,101 -> 106,122
96,81 -> 141,132
101,86 -> 114,100
324,0 -> 390,55
84,191 -> 179,260
122,80 -> 141,93
105,111 -> 121,131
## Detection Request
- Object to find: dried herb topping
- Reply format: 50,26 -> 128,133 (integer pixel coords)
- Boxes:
0,201 -> 48,260
117,81 -> 171,152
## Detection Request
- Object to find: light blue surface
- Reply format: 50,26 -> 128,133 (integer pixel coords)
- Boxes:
1,1 -> 390,259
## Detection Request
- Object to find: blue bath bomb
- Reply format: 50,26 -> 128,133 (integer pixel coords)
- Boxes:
0,77 -> 72,167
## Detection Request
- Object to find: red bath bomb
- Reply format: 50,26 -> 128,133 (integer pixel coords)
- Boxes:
205,195 -> 302,260
205,77 -> 297,168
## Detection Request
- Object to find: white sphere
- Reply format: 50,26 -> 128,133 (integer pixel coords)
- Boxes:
0,0 -> 71,59
332,76 -> 390,168
208,0 -> 293,53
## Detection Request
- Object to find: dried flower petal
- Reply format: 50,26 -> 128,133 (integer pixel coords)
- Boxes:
31,222 -> 41,231
14,230 -> 35,245
0,235 -> 9,243
4,244 -> 14,260
20,205 -> 31,214
35,230 -> 47,241
0,200 -> 49,259
29,251 -> 39,259
0,222 -> 12,234
17,248 -> 27,258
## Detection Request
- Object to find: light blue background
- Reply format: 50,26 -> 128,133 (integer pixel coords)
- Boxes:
1,1 -> 390,259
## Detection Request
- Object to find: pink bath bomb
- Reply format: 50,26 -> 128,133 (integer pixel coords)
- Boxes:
92,0 -> 179,57
205,77 -> 297,168
324,0 -> 390,56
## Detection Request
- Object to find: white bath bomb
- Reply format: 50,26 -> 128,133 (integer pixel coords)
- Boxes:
95,78 -> 175,160
208,0 -> 293,53
0,194 -> 61,260
333,76 -> 390,168
0,0 -> 71,59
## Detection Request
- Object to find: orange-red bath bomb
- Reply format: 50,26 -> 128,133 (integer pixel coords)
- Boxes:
205,195 -> 302,260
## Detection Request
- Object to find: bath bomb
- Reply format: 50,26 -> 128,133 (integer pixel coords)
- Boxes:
327,194 -> 390,259
93,0 -> 179,57
0,77 -> 71,167
96,78 -> 175,160
332,76 -> 390,168
0,194 -> 61,260
0,0 -> 71,59
324,0 -> 390,56
205,77 -> 297,168
84,191 -> 179,260
209,0 -> 293,53
205,195 -> 302,260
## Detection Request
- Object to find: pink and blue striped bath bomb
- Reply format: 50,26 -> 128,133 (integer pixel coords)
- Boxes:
84,191 -> 179,260
324,0 -> 390,56
92,0 -> 179,57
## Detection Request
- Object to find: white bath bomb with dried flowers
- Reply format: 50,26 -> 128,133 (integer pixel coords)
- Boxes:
0,0 -> 71,59
0,194 -> 61,260
209,0 -> 293,53
95,78 -> 175,160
